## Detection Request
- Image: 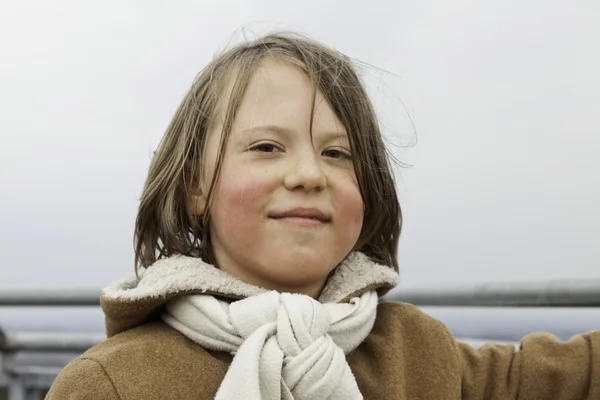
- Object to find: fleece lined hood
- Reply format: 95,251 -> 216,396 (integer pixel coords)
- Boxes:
100,252 -> 399,338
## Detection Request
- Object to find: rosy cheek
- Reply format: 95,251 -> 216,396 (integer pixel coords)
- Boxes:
337,182 -> 365,227
212,170 -> 275,223
345,196 -> 365,223
339,176 -> 364,208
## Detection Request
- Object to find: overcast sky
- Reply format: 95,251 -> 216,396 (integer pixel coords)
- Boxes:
1,0 -> 598,291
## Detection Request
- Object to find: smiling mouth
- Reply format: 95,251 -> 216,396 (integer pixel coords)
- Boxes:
270,216 -> 327,228
268,208 -> 331,227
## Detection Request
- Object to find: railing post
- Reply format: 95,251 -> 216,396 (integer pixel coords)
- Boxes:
27,388 -> 47,400
8,377 -> 26,400
4,352 -> 25,400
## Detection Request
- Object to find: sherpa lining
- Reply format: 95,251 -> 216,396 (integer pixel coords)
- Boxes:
102,256 -> 265,301
100,251 -> 398,337
102,252 -> 398,304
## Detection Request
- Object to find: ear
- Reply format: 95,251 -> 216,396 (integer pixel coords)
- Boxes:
187,191 -> 206,216
185,167 -> 207,216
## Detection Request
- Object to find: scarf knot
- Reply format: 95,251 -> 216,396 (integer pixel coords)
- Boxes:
163,290 -> 378,400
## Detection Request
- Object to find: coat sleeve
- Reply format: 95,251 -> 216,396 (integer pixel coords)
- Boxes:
46,358 -> 121,400
457,331 -> 600,399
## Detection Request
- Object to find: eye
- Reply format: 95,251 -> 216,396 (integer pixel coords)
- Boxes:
323,148 -> 351,160
250,143 -> 282,153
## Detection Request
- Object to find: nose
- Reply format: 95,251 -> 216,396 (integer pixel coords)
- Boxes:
283,152 -> 327,193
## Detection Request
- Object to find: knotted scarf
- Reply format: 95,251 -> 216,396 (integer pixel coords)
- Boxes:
162,290 -> 378,399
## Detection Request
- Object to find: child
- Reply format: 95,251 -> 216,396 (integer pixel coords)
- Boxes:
47,33 -> 600,399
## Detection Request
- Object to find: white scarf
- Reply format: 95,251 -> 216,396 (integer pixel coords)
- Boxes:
162,289 -> 378,400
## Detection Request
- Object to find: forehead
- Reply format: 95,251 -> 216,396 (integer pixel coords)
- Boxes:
232,59 -> 347,136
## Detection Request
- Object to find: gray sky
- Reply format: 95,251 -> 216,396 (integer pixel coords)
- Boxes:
1,0 -> 598,291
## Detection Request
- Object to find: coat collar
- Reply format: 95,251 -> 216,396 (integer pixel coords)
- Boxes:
100,252 -> 399,337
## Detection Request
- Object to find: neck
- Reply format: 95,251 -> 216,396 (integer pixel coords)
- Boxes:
210,243 -> 335,299
220,265 -> 328,299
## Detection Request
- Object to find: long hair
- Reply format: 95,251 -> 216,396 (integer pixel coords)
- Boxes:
134,33 -> 402,274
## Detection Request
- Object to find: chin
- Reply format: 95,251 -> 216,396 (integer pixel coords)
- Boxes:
264,253 -> 337,283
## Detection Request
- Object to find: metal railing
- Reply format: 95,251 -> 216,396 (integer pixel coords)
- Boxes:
0,291 -> 100,307
1,332 -> 104,353
3,280 -> 600,308
387,280 -> 600,307
2,279 -> 600,399
0,332 -> 103,400
0,291 -> 101,400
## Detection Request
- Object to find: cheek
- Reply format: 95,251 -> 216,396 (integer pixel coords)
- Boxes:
335,179 -> 365,237
210,168 -> 275,231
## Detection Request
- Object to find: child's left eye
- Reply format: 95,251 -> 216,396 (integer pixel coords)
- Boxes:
323,149 -> 351,159
250,143 -> 281,153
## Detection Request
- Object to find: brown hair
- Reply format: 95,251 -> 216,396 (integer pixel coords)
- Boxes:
134,32 -> 402,274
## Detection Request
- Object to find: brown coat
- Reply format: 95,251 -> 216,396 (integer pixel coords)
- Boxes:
47,254 -> 600,399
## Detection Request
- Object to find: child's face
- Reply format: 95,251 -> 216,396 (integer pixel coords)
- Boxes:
200,60 -> 364,297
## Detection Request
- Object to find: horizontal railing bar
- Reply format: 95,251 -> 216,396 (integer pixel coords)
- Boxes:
0,372 -> 56,387
0,332 -> 104,352
4,365 -> 64,376
388,280 -> 600,307
0,290 -> 100,306
2,279 -> 600,307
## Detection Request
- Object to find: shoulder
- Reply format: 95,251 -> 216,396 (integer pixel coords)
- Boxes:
369,301 -> 459,364
48,322 -> 230,399
374,301 -> 453,338
46,357 -> 120,399
84,320 -> 202,361
347,301 -> 462,397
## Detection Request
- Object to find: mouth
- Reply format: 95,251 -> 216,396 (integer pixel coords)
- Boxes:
269,208 -> 331,227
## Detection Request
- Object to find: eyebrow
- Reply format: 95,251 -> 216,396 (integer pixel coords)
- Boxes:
240,125 -> 349,141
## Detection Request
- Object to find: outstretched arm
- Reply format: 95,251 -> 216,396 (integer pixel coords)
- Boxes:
458,331 -> 600,399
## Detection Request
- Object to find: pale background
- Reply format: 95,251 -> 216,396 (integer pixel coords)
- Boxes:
1,0 -> 598,294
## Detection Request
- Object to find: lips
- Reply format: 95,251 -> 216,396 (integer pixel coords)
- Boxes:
269,208 -> 331,223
